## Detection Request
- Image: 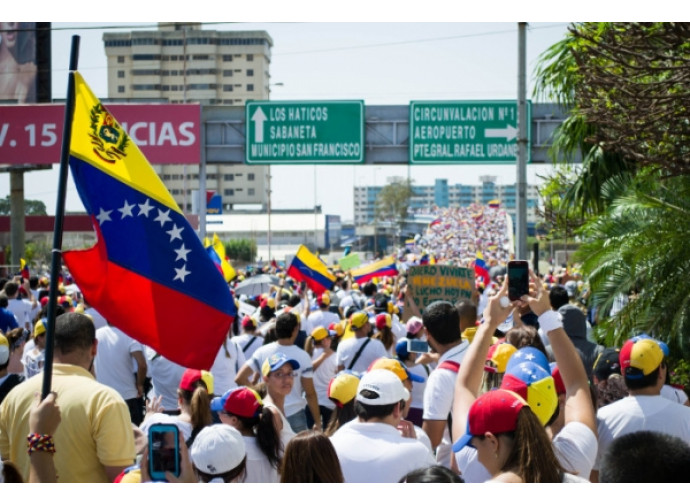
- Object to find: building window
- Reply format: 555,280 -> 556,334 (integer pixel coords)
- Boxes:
246,55 -> 254,61
223,69 -> 233,77
224,189 -> 234,196
248,188 -> 255,196
223,85 -> 233,92
117,85 -> 125,93
224,174 -> 234,181
247,84 -> 254,91
117,70 -> 125,78
208,174 -> 218,180
117,56 -> 125,63
247,173 -> 255,181
222,55 -> 233,62
247,69 -> 254,76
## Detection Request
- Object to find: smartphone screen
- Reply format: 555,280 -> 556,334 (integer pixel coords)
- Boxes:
148,424 -> 180,481
408,339 -> 430,354
508,260 -> 529,301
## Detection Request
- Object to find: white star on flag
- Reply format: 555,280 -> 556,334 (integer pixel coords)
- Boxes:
96,208 -> 112,225
154,208 -> 172,227
138,199 -> 154,218
166,224 -> 184,242
119,200 -> 135,218
174,244 -> 191,262
173,264 -> 191,282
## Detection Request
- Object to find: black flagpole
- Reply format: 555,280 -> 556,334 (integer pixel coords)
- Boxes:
42,35 -> 80,399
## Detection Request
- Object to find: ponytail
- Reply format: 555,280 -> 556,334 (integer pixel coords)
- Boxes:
304,336 -> 315,357
255,407 -> 283,471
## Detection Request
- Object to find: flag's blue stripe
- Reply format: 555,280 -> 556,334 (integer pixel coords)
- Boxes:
69,156 -> 235,317
290,255 -> 334,290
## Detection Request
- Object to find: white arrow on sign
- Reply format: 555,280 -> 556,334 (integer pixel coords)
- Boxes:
251,106 -> 268,143
484,124 -> 518,142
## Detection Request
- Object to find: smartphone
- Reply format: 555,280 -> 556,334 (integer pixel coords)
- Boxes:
148,423 -> 180,481
507,260 -> 529,301
407,339 -> 430,354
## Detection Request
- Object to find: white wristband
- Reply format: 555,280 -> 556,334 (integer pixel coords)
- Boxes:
538,310 -> 563,333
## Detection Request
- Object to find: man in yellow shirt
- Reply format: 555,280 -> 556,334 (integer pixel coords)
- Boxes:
0,312 -> 135,482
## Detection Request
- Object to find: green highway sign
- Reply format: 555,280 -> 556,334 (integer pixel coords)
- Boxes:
245,101 -> 365,164
409,100 -> 531,164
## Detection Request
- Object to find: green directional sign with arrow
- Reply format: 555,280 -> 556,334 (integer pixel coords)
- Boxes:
409,100 -> 531,164
245,100 -> 365,164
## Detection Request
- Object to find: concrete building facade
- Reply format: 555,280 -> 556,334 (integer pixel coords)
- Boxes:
103,23 -> 272,212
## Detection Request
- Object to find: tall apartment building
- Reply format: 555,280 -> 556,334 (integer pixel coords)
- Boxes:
103,23 -> 272,212
354,176 -> 540,228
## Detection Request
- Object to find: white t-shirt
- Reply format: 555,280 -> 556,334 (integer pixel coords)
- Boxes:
406,361 -> 430,410
330,419 -> 436,483
146,347 -> 186,411
422,341 -> 469,468
312,349 -> 337,409
552,421 -> 598,478
306,310 -> 340,336
242,435 -> 279,483
263,397 -> 297,448
336,337 -> 388,374
248,342 -> 314,417
661,384 -> 690,404
210,337 -> 247,397
233,333 -> 264,361
84,306 -> 108,330
94,325 -> 144,401
7,298 -> 33,330
594,394 -> 690,470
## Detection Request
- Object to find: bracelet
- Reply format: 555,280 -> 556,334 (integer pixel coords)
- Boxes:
27,433 -> 56,455
538,310 -> 563,333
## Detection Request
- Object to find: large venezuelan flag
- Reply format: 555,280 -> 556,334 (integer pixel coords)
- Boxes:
287,245 -> 335,295
351,256 -> 398,285
62,73 -> 236,370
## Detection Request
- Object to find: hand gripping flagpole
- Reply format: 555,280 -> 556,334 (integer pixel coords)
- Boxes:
42,35 -> 80,399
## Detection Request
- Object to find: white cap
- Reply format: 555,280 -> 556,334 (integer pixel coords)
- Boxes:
356,369 -> 410,406
190,425 -> 246,476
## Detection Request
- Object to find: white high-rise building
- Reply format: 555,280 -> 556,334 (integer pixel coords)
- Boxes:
103,23 -> 272,212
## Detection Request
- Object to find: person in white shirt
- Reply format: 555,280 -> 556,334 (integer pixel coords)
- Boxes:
305,325 -> 339,429
210,334 -> 246,397
330,369 -> 436,482
4,281 -> 35,332
235,312 -> 321,434
336,312 -> 387,374
306,292 -> 340,336
94,323 -> 147,425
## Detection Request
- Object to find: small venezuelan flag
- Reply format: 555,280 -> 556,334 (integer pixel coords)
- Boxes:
287,245 -> 336,295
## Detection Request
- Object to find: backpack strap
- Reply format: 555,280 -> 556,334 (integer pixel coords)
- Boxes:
347,337 -> 371,370
241,335 -> 258,354
438,360 -> 460,373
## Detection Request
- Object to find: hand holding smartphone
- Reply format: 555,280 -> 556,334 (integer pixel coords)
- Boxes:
407,339 -> 429,354
507,260 -> 529,302
148,423 -> 180,481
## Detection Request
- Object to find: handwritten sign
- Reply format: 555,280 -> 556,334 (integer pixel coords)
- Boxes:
404,264 -> 475,319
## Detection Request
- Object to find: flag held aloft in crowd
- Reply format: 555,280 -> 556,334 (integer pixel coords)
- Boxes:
286,244 -> 336,295
62,72 -> 236,370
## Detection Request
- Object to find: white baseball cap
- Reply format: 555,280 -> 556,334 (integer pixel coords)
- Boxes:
356,369 -> 410,406
190,424 -> 246,477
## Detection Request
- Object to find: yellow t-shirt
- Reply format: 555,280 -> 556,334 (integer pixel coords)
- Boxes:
0,363 -> 136,482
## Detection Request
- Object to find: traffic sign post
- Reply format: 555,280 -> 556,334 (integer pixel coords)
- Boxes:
409,100 -> 531,164
245,101 -> 364,164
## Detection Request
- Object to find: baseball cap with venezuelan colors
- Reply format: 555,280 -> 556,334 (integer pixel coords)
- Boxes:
179,369 -> 214,395
453,389 -> 527,453
620,337 -> 665,379
328,371 -> 361,408
367,357 -> 424,383
500,360 -> 557,426
211,386 -> 263,418
261,352 -> 300,377
350,311 -> 369,330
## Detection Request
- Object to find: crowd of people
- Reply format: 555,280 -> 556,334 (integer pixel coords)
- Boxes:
1,205 -> 689,484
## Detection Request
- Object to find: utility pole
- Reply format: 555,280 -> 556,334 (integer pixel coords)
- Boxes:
516,22 -> 528,261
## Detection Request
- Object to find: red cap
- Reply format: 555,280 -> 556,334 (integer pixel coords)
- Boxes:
211,386 -> 262,417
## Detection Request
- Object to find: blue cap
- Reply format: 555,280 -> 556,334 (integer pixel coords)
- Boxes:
506,346 -> 550,374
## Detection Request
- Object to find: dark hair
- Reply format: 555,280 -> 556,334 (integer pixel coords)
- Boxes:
624,362 -> 663,390
54,312 -> 95,355
178,382 -> 213,447
275,312 -> 298,340
600,431 -> 690,483
354,395 -> 401,421
362,282 -> 377,297
3,281 -> 19,297
505,326 -> 548,357
196,456 -> 247,483
373,326 -> 394,353
0,292 -> 8,308
280,431 -> 345,483
400,465 -> 464,483
596,374 -> 628,407
422,301 -> 460,345
227,406 -> 282,471
325,400 -> 357,436
549,286 -> 569,310
500,408 -> 566,483
288,295 -> 301,308
455,300 -> 477,330
1,460 -> 24,483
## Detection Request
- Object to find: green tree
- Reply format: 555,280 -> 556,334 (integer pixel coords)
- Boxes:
375,178 -> 413,244
225,238 -> 256,263
534,22 -> 690,354
0,195 -> 48,216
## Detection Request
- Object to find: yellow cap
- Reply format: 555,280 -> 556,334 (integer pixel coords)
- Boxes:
311,326 -> 329,341
350,312 -> 369,330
